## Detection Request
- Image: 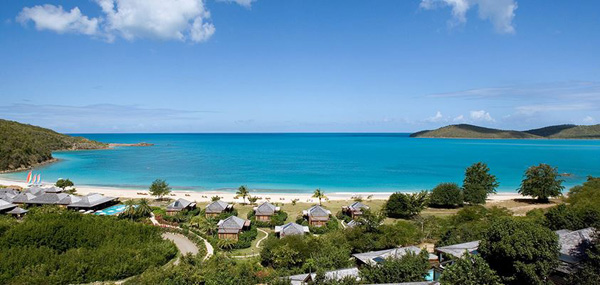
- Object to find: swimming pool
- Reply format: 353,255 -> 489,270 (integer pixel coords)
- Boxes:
95,204 -> 130,216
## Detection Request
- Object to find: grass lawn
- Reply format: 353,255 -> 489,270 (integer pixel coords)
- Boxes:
229,228 -> 270,256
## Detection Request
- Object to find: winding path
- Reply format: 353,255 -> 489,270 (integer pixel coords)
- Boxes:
151,213 -> 214,261
162,233 -> 199,265
231,228 -> 269,258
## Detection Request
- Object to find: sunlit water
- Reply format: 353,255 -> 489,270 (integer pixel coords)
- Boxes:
2,133 -> 599,193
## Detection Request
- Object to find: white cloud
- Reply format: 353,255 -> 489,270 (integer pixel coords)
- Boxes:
17,5 -> 99,35
583,116 -> 595,124
470,110 -> 495,122
217,0 -> 255,8
420,0 -> 517,34
453,114 -> 465,122
17,0 -> 250,43
426,111 -> 445,122
515,104 -> 590,116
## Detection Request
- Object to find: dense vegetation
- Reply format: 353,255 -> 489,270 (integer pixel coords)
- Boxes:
248,210 -> 288,227
0,207 -> 176,284
410,123 -> 600,139
0,119 -> 106,171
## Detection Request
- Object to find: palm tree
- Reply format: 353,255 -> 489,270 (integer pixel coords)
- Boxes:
312,188 -> 327,205
122,199 -> 137,220
236,185 -> 250,204
217,238 -> 236,250
190,216 -> 218,235
135,198 -> 153,218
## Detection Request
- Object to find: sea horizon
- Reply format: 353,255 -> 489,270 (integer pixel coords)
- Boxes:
2,133 -> 599,193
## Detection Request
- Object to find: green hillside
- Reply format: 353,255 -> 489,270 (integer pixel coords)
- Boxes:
410,124 -> 540,139
0,119 -> 107,171
411,123 -> 600,139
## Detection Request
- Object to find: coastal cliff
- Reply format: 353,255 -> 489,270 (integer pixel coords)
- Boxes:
411,124 -> 600,139
0,119 -> 108,172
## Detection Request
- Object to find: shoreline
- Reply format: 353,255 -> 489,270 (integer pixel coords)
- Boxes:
0,177 -> 524,204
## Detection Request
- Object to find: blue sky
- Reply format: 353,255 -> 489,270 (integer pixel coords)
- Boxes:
1,0 -> 599,133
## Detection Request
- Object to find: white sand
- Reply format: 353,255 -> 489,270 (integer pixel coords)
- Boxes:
0,177 -> 523,204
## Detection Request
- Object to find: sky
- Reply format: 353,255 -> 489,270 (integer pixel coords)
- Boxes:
0,0 -> 599,133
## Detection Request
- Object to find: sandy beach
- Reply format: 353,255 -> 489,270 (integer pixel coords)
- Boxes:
0,177 -> 523,204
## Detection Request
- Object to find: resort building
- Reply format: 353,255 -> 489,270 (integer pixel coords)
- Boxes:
275,222 -> 309,238
284,267 -> 360,285
43,186 -> 64,193
302,205 -> 331,227
0,198 -> 17,214
166,198 -> 196,216
0,188 -> 19,202
6,207 -> 28,218
26,193 -> 82,207
67,193 -> 118,211
253,202 -> 280,222
434,240 -> 480,262
217,215 -> 251,240
346,220 -> 359,228
554,227 -> 595,279
11,192 -> 37,204
342,201 -> 369,219
353,246 -> 438,266
205,200 -> 233,218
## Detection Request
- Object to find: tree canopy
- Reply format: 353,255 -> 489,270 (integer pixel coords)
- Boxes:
440,252 -> 503,285
518,164 -> 564,202
429,182 -> 463,208
479,218 -> 559,285
359,251 -> 430,284
236,185 -> 249,204
384,191 -> 428,219
462,162 -> 499,204
55,178 -> 74,190
149,179 -> 172,200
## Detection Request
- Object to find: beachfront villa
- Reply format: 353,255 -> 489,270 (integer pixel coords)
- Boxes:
166,198 -> 196,216
217,215 -> 251,240
302,205 -> 331,227
205,200 -> 233,218
0,186 -> 117,217
284,267 -> 360,285
253,202 -> 280,222
274,222 -> 309,238
342,201 -> 370,219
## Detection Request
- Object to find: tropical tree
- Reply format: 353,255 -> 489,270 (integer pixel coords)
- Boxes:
135,198 -> 153,218
149,179 -> 171,200
236,185 -> 250,204
462,162 -> 499,204
384,191 -> 428,219
248,196 -> 259,205
518,164 -> 564,202
121,199 -> 137,220
440,252 -> 503,285
217,238 -> 237,250
55,178 -> 74,190
190,216 -> 218,235
312,188 -> 327,205
359,251 -> 430,283
429,183 -> 463,208
479,217 -> 559,285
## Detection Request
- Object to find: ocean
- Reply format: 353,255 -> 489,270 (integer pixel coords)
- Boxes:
2,133 -> 600,193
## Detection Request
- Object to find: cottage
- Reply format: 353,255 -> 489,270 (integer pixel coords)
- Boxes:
67,193 -> 118,211
6,207 -> 28,218
434,240 -> 480,262
217,215 -> 251,240
43,186 -> 64,193
353,246 -> 438,266
254,202 -> 280,222
303,205 -> 331,227
205,200 -> 233,217
166,198 -> 196,216
342,201 -> 369,219
555,227 -> 595,274
0,188 -> 19,202
284,267 -> 360,285
275,222 -> 309,238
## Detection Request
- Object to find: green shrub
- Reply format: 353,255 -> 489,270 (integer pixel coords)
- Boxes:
429,183 -> 463,208
384,191 -> 428,219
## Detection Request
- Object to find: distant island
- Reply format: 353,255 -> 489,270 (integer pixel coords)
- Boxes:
410,124 -> 600,139
0,119 -> 152,172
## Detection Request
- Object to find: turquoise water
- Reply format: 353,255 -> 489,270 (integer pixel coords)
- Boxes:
94,204 -> 128,215
2,133 -> 600,193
